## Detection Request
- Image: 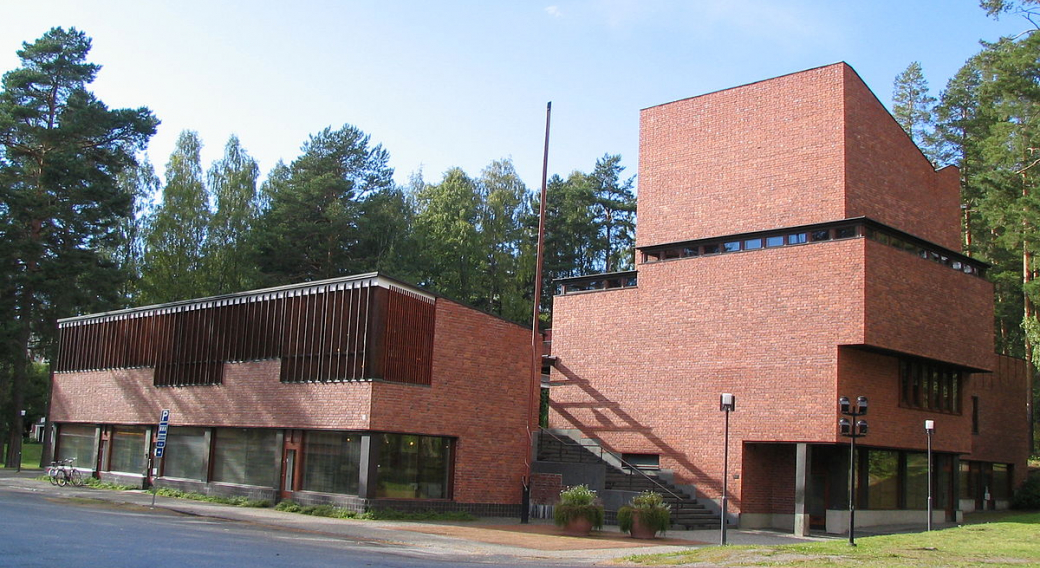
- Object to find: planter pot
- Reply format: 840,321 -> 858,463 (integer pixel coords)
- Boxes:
629,513 -> 660,539
562,516 -> 594,537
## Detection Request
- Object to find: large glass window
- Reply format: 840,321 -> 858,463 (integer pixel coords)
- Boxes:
866,450 -> 899,510
302,431 -> 361,495
110,426 -> 147,474
376,434 -> 452,499
992,464 -> 1010,500
212,428 -> 278,487
57,424 -> 97,467
905,453 -> 929,509
164,427 -> 208,480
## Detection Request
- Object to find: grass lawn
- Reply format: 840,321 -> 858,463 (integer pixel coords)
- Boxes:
624,512 -> 1040,567
0,440 -> 43,469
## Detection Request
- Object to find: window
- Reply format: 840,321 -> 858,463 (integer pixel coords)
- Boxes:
703,243 -> 720,255
682,247 -> 699,257
835,226 -> 857,239
972,396 -> 980,434
376,434 -> 452,499
905,453 -> 929,509
212,428 -> 278,487
991,464 -> 1010,500
110,426 -> 147,474
722,241 -> 741,253
866,450 -> 899,510
787,233 -> 807,245
164,427 -> 208,480
57,424 -> 97,467
810,230 -> 832,242
765,236 -> 785,247
744,238 -> 763,250
899,358 -> 963,414
621,453 -> 660,471
302,431 -> 362,495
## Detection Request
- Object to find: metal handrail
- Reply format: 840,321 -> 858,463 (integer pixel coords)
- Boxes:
537,428 -> 690,512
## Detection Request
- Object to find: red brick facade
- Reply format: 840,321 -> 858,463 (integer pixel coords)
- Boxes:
550,63 -> 1030,529
51,281 -> 534,508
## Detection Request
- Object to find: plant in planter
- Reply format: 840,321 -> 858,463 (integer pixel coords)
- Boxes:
617,491 -> 671,539
553,484 -> 604,536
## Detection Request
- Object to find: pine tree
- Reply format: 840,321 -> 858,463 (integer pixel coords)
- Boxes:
589,154 -> 637,273
204,135 -> 259,294
892,61 -> 938,161
251,124 -> 394,284
0,28 -> 156,466
140,130 -> 211,303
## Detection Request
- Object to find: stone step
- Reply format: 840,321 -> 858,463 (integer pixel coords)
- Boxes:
536,430 -> 721,530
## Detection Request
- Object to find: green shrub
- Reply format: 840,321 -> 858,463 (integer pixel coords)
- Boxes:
553,484 -> 604,529
1012,473 -> 1040,510
364,508 -> 476,521
617,491 -> 671,535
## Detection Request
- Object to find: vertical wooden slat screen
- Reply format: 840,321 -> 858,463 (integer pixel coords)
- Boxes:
56,275 -> 438,387
381,285 -> 436,386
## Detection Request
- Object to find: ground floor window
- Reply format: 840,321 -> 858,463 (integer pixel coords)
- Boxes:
212,428 -> 278,487
56,424 -> 97,467
904,453 -> 929,509
376,433 -> 452,499
109,426 -> 147,474
164,427 -> 208,480
866,450 -> 899,510
960,461 -> 1012,503
858,448 -> 950,510
302,431 -> 361,494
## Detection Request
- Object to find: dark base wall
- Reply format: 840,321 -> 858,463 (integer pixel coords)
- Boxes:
154,477 -> 521,517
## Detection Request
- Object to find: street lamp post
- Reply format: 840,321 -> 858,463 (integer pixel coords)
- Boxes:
839,396 -> 868,547
925,420 -> 935,531
720,393 -> 735,545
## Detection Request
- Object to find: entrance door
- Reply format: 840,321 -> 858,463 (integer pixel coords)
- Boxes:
280,430 -> 303,499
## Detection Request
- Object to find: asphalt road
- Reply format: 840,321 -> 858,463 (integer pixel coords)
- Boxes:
0,488 -> 580,568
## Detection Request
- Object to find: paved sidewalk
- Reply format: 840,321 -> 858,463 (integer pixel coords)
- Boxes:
0,467 -> 831,564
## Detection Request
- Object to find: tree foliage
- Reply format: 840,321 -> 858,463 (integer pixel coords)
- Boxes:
140,130 -> 210,303
0,27 -> 156,466
892,61 -> 938,161
250,124 -> 394,284
205,135 -> 260,294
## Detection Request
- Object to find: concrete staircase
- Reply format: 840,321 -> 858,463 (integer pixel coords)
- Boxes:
536,430 -> 720,530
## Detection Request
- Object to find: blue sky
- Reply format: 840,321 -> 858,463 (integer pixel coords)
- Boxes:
0,1 -> 1030,193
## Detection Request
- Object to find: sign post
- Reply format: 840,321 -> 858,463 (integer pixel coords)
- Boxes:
151,409 -> 170,508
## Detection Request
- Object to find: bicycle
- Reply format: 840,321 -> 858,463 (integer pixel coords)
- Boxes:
46,461 -> 64,486
47,458 -> 85,487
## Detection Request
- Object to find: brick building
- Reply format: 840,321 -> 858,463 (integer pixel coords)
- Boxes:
50,273 -> 536,515
548,63 -> 1032,534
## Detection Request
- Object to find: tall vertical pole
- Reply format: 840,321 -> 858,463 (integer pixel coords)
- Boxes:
926,421 -> 934,531
848,432 -> 857,546
523,102 -> 552,524
721,407 -> 730,545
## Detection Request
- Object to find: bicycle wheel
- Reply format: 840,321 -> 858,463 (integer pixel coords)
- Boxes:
56,470 -> 69,487
68,469 -> 85,487
47,465 -> 59,486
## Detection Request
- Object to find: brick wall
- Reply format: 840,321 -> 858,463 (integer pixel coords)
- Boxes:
968,355 -> 1031,486
50,360 -> 374,430
550,240 -> 869,513
637,64 -> 847,247
638,63 -> 962,251
371,298 -> 534,505
862,241 -> 994,371
741,444 -> 795,514
843,64 -> 963,251
51,295 -> 534,506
